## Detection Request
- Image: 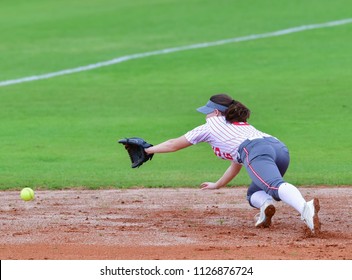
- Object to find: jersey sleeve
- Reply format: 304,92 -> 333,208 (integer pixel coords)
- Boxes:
184,124 -> 211,144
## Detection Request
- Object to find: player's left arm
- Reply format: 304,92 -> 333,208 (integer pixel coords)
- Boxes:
201,161 -> 242,190
145,135 -> 192,154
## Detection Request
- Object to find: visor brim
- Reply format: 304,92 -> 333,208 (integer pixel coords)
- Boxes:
196,106 -> 215,114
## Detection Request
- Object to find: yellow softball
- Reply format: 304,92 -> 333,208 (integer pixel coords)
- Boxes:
20,187 -> 35,201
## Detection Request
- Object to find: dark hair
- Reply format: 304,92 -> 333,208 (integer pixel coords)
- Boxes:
210,93 -> 251,122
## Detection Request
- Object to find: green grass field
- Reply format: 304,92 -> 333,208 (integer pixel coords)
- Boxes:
0,0 -> 351,189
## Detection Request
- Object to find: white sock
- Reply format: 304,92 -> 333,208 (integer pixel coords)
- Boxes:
278,182 -> 306,214
250,190 -> 273,209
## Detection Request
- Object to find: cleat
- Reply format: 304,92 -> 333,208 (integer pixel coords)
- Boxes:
301,198 -> 321,234
255,200 -> 276,228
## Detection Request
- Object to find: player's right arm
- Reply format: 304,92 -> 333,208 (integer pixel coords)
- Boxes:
200,161 -> 242,190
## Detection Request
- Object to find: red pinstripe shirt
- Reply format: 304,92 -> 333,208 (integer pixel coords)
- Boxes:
184,116 -> 271,163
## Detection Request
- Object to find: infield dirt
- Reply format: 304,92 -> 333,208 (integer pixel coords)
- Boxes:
0,187 -> 351,260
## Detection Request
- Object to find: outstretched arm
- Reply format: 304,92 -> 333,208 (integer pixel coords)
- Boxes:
145,135 -> 192,154
201,161 -> 242,190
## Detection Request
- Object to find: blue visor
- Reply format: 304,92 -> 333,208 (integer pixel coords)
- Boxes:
197,100 -> 228,114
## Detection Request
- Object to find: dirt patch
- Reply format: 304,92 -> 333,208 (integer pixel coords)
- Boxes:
0,187 -> 351,260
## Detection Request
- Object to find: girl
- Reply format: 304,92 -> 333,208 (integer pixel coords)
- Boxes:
145,93 -> 320,233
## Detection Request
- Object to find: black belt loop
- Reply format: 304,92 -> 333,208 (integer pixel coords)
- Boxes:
237,139 -> 251,164
237,156 -> 243,164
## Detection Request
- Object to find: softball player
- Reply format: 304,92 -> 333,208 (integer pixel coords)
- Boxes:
145,93 -> 320,233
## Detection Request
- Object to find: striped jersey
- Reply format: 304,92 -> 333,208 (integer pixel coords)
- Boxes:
184,116 -> 272,163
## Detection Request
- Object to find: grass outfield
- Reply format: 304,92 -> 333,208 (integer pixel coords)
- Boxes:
0,0 -> 351,189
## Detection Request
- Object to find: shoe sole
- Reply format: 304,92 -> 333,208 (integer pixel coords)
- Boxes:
313,198 -> 321,234
256,205 -> 276,228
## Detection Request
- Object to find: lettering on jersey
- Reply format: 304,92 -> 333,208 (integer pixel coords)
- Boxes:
212,147 -> 233,160
213,147 -> 221,157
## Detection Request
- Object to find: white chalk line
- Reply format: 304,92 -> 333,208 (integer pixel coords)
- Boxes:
1,18 -> 352,87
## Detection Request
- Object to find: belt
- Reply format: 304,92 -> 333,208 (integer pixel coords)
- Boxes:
237,137 -> 265,163
247,136 -> 264,141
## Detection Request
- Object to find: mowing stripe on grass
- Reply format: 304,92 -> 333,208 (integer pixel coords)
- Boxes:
1,18 -> 352,87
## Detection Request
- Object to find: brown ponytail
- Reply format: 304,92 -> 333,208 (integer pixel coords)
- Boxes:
225,101 -> 251,122
210,93 -> 251,122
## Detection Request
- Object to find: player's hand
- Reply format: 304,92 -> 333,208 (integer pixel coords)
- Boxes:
200,182 -> 220,190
